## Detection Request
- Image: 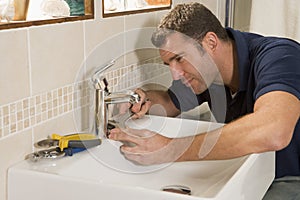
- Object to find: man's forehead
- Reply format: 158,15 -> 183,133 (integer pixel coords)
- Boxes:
162,32 -> 198,49
164,32 -> 187,45
160,32 -> 200,56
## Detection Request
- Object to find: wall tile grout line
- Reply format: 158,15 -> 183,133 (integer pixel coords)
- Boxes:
0,60 -> 168,138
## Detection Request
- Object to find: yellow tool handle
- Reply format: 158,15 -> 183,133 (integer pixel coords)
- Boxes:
52,133 -> 97,140
51,133 -> 98,150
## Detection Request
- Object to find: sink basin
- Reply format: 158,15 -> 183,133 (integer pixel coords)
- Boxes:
8,115 -> 275,200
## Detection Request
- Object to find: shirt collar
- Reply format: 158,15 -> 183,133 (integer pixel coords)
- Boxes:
226,28 -> 251,92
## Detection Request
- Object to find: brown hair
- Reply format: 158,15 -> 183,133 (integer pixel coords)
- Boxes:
151,2 -> 229,47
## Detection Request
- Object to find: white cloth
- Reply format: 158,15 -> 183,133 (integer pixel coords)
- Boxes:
41,0 -> 70,17
0,0 -> 14,21
250,0 -> 300,42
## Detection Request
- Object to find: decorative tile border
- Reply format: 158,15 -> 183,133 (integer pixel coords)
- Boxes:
0,81 -> 88,137
0,60 -> 169,137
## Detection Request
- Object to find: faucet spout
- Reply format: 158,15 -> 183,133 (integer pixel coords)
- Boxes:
105,92 -> 140,104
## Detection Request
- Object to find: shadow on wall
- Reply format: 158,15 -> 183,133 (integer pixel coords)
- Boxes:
233,0 -> 252,31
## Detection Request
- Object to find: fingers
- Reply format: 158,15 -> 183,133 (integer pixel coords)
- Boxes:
108,127 -> 183,165
131,101 -> 151,119
109,128 -> 155,165
131,88 -> 151,119
131,88 -> 147,113
109,127 -> 143,146
135,88 -> 147,103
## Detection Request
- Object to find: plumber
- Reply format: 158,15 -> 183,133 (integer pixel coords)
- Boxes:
109,3 -> 300,199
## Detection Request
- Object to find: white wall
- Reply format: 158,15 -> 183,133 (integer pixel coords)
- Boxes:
0,1 -> 224,199
249,0 -> 300,42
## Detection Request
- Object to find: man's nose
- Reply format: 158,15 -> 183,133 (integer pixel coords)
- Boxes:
169,63 -> 184,80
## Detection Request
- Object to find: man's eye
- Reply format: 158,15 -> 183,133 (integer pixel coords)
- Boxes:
176,56 -> 184,62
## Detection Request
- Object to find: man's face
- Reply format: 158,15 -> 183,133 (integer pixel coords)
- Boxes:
159,33 -> 219,94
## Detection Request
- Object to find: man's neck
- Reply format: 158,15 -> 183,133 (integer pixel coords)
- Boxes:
224,39 -> 239,93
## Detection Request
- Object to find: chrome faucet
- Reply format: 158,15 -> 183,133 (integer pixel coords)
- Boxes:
91,60 -> 140,138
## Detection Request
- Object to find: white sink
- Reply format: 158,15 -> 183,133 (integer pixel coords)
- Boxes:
8,115 -> 275,200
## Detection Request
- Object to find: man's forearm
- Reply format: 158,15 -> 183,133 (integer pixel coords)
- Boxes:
146,90 -> 180,117
177,91 -> 300,161
176,114 -> 267,162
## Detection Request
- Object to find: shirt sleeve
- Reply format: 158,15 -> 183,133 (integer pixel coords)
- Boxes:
254,41 -> 300,100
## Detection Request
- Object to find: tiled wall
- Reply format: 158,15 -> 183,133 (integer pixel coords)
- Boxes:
0,1 -> 224,200
0,59 -> 169,137
0,82 -> 83,136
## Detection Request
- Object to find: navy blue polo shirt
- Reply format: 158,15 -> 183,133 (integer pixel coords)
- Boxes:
168,28 -> 300,178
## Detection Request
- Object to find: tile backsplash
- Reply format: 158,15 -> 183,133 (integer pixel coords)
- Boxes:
0,82 -> 85,137
0,59 -> 169,138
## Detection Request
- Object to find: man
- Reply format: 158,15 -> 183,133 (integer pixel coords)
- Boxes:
109,3 -> 300,199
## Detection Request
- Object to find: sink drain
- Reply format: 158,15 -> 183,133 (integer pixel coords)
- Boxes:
161,185 -> 191,195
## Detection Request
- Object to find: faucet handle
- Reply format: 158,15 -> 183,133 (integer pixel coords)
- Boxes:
99,77 -> 110,94
91,59 -> 115,92
93,76 -> 110,95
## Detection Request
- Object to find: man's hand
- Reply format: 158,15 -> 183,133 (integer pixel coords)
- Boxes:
130,88 -> 152,119
108,127 -> 194,165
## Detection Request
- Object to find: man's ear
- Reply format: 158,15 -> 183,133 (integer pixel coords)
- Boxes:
202,32 -> 218,52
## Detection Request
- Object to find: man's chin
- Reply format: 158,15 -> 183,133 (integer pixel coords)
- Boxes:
189,87 -> 200,94
191,86 -> 207,95
182,80 -> 207,94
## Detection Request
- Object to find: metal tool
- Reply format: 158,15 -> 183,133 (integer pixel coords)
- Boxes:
26,147 -> 65,162
36,133 -> 101,151
26,146 -> 92,162
161,185 -> 192,195
27,133 -> 101,162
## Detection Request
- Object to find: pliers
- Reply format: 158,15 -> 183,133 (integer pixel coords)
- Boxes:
27,133 -> 101,162
36,133 -> 101,151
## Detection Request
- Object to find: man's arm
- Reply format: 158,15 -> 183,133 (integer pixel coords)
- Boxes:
109,91 -> 299,165
178,91 -> 300,161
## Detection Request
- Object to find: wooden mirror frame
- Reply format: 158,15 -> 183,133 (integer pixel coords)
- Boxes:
102,0 -> 172,18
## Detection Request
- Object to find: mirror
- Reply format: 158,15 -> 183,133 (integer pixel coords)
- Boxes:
103,0 -> 171,17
